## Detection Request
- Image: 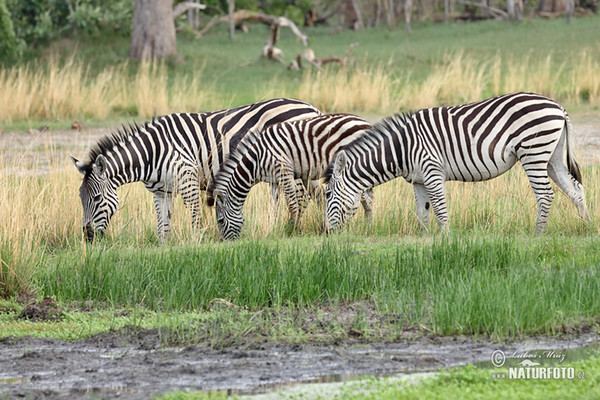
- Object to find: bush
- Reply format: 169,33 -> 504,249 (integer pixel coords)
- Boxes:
0,0 -> 24,61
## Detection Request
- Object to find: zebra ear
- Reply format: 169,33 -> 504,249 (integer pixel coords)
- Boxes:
333,151 -> 347,175
93,154 -> 108,179
70,155 -> 86,175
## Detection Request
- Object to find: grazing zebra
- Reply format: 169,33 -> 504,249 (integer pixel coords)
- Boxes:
323,92 -> 590,233
207,113 -> 374,240
70,98 -> 321,241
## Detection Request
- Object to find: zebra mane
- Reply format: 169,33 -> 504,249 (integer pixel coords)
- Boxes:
206,128 -> 264,207
323,112 -> 413,183
85,120 -> 153,169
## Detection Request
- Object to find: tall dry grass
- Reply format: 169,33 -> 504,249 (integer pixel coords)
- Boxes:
297,64 -> 395,114
0,56 -> 215,124
296,49 -> 600,113
0,49 -> 598,123
1,133 -> 599,297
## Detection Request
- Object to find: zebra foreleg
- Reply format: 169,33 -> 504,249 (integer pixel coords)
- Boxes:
153,192 -> 173,243
269,183 -> 280,223
412,183 -> 431,232
281,173 -> 303,223
178,167 -> 202,231
422,173 -> 450,233
522,162 -> 554,234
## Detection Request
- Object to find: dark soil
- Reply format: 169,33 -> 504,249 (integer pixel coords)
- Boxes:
1,327 -> 599,400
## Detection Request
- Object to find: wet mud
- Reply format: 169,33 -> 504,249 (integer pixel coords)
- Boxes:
1,329 -> 599,399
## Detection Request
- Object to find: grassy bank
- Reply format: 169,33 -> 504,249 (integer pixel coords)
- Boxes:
0,235 -> 595,341
155,353 -> 600,399
1,16 -> 600,125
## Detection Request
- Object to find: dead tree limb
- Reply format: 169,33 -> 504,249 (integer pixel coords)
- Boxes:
197,10 -> 308,46
262,24 -> 285,63
456,0 -> 509,17
173,1 -> 206,18
290,43 -> 360,71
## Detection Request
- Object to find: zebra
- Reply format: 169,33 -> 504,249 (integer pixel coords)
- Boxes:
323,92 -> 590,233
207,113 -> 374,240
70,98 -> 321,241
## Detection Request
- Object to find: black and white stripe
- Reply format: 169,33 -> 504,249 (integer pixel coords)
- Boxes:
207,113 -> 374,240
323,92 -> 590,233
71,98 -> 321,241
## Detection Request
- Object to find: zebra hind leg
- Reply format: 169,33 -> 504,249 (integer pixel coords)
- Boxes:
521,158 -> 555,234
412,183 -> 431,232
548,155 -> 590,222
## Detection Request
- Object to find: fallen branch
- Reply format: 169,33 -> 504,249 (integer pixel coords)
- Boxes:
262,24 -> 285,64
173,1 -> 207,18
196,10 -> 308,46
455,0 -> 509,18
290,43 -> 360,71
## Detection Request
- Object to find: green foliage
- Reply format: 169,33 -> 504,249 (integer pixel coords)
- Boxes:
0,0 -> 24,61
6,0 -> 69,47
3,0 -> 132,58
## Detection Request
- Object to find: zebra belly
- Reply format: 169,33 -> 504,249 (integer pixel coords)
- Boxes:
443,151 -> 518,182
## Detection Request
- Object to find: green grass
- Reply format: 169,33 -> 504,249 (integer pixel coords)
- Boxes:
153,354 -> 600,400
27,234 -> 600,339
329,356 -> 600,400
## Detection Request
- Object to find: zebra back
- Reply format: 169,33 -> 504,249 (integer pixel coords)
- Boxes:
207,113 -> 371,206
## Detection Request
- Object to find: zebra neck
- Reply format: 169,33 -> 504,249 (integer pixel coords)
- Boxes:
349,141 -> 407,191
102,150 -> 145,187
227,159 -> 262,207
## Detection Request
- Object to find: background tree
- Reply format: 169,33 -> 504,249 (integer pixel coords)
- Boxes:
129,0 -> 176,60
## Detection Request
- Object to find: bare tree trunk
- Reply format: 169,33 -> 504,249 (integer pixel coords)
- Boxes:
130,0 -> 176,60
375,0 -> 383,26
481,0 -> 489,17
444,0 -> 450,21
506,0 -> 515,17
387,0 -> 395,26
515,0 -> 523,19
227,0 -> 235,39
405,0 -> 413,33
187,0 -> 202,29
350,0 -> 364,29
565,0 -> 574,22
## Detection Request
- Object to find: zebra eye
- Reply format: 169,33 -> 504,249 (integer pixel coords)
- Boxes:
93,194 -> 103,202
217,215 -> 225,224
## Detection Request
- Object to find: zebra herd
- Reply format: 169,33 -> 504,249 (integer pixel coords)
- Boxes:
72,92 -> 590,241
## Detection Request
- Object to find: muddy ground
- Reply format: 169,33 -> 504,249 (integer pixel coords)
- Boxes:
1,328 -> 599,399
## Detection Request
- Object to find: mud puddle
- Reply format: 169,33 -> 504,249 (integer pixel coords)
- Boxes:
1,330 -> 598,399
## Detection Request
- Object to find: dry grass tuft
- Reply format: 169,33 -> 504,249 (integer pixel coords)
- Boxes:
0,56 -> 215,124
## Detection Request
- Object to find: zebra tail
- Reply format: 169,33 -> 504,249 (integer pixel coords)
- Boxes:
564,111 -> 583,185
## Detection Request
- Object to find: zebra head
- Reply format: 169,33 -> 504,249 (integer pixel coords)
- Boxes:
71,154 -> 118,241
213,189 -> 244,241
323,150 -> 361,233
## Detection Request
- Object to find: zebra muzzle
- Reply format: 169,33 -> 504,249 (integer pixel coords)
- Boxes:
84,225 -> 95,242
